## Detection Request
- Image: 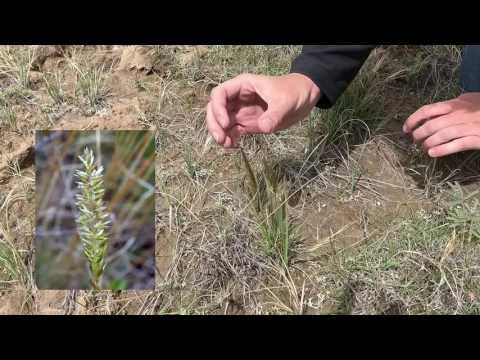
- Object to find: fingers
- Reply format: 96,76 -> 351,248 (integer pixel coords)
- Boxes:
224,125 -> 247,148
428,136 -> 480,158
215,74 -> 253,101
207,76 -> 245,146
210,87 -> 233,130
206,73 -> 299,147
206,102 -> 226,145
230,110 -> 281,135
214,110 -> 279,149
403,102 -> 454,134
411,115 -> 464,144
423,124 -> 480,150
207,75 -> 256,147
209,75 -> 252,130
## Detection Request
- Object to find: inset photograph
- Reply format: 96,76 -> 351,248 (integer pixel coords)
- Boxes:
35,130 -> 155,290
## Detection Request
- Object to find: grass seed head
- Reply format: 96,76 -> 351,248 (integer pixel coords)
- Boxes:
75,147 -> 110,289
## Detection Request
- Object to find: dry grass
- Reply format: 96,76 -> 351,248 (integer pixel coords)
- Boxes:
0,46 -> 35,90
0,45 -> 478,314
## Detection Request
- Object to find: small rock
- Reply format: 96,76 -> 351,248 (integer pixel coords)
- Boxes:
28,71 -> 43,85
116,46 -> 154,73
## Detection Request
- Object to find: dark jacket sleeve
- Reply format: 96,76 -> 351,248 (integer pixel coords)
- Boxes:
290,45 -> 377,109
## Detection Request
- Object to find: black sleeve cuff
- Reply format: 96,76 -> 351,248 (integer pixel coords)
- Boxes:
290,54 -> 338,109
289,45 -> 377,109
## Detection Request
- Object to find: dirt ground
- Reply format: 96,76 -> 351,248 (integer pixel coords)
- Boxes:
1,45 -> 479,315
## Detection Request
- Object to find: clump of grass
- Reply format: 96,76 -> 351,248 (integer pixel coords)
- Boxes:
44,71 -> 65,104
0,177 -> 34,296
307,78 -> 377,164
0,238 -> 25,288
443,183 -> 480,242
400,45 -> 462,100
16,50 -> 33,90
73,63 -> 108,112
75,147 -> 110,290
322,93 -> 372,148
0,46 -> 34,90
0,103 -> 17,131
241,148 -> 295,266
184,148 -> 200,180
182,146 -> 209,183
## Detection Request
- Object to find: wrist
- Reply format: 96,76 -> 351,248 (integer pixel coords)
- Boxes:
287,73 -> 321,106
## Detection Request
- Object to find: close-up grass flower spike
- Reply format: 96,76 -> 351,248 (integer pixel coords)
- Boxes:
75,147 -> 110,290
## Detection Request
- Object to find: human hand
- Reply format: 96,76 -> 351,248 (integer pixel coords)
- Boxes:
206,73 -> 321,148
403,93 -> 480,158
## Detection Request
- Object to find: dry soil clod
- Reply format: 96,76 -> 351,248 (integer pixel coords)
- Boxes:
0,140 -> 34,183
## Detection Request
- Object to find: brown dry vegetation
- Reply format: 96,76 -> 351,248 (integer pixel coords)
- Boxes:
0,45 -> 479,314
